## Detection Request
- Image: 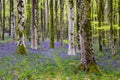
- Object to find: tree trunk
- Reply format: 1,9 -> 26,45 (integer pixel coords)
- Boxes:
31,0 -> 38,50
45,0 -> 49,39
119,0 -> 120,46
113,1 -> 117,45
10,0 -> 15,39
43,1 -> 46,41
109,0 -> 115,55
55,0 -> 59,41
0,0 -> 2,38
41,1 -> 44,42
68,0 -> 75,55
76,0 -> 81,52
46,0 -> 49,38
9,0 -> 12,36
26,0 -> 31,41
16,0 -> 27,54
49,0 -> 54,48
101,1 -> 106,46
98,0 -> 103,51
77,0 -> 100,73
60,0 -> 64,47
36,0 -> 40,44
2,0 -> 5,40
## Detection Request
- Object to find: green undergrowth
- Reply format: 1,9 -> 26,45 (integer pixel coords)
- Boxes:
0,37 -> 13,44
0,33 -> 17,44
63,39 -> 77,46
0,51 -> 120,80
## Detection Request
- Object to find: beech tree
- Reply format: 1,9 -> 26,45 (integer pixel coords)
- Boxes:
60,0 -> 64,47
0,0 -> 2,38
109,0 -> 115,55
2,0 -> 5,40
10,0 -> 15,39
98,0 -> 103,51
46,0 -> 49,39
26,0 -> 31,41
40,1 -> 44,42
16,0 -> 27,54
55,0 -> 59,41
119,0 -> 120,46
68,0 -> 75,55
77,0 -> 100,72
31,0 -> 38,50
49,0 -> 54,48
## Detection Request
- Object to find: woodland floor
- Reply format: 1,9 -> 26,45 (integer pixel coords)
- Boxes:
0,36 -> 120,80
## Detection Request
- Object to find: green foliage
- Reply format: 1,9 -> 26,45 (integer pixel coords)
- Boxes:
96,25 -> 120,30
63,39 -> 69,44
113,24 -> 120,29
63,39 -> 77,45
93,34 -> 98,37
0,50 -> 120,80
97,26 -> 110,30
97,52 -> 104,58
91,21 -> 98,25
0,36 -> 13,44
92,14 -> 97,18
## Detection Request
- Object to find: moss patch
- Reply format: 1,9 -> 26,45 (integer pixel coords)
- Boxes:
16,44 -> 27,54
87,64 -> 101,73
77,63 -> 101,73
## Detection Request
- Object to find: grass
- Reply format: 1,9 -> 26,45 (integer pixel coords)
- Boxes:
0,37 -> 120,80
0,50 -> 120,80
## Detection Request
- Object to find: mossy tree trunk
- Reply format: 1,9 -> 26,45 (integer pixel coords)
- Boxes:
17,0 -> 27,54
56,0 -> 60,42
43,1 -> 46,41
0,0 -> 2,38
68,0 -> 75,55
9,0 -> 12,36
31,0 -> 38,50
46,0 -> 49,38
55,0 -> 59,41
119,0 -> 120,46
36,0 -> 40,44
109,0 -> 115,55
60,0 -> 64,47
113,1 -> 117,45
101,0 -> 105,46
40,1 -> 45,42
76,0 -> 81,51
40,1 -> 43,42
77,0 -> 100,73
10,0 -> 15,39
26,0 -> 31,41
45,0 -> 49,39
49,0 -> 54,48
2,0 -> 5,40
98,0 -> 103,51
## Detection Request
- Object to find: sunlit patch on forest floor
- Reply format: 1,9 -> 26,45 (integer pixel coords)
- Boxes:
0,40 -> 120,80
